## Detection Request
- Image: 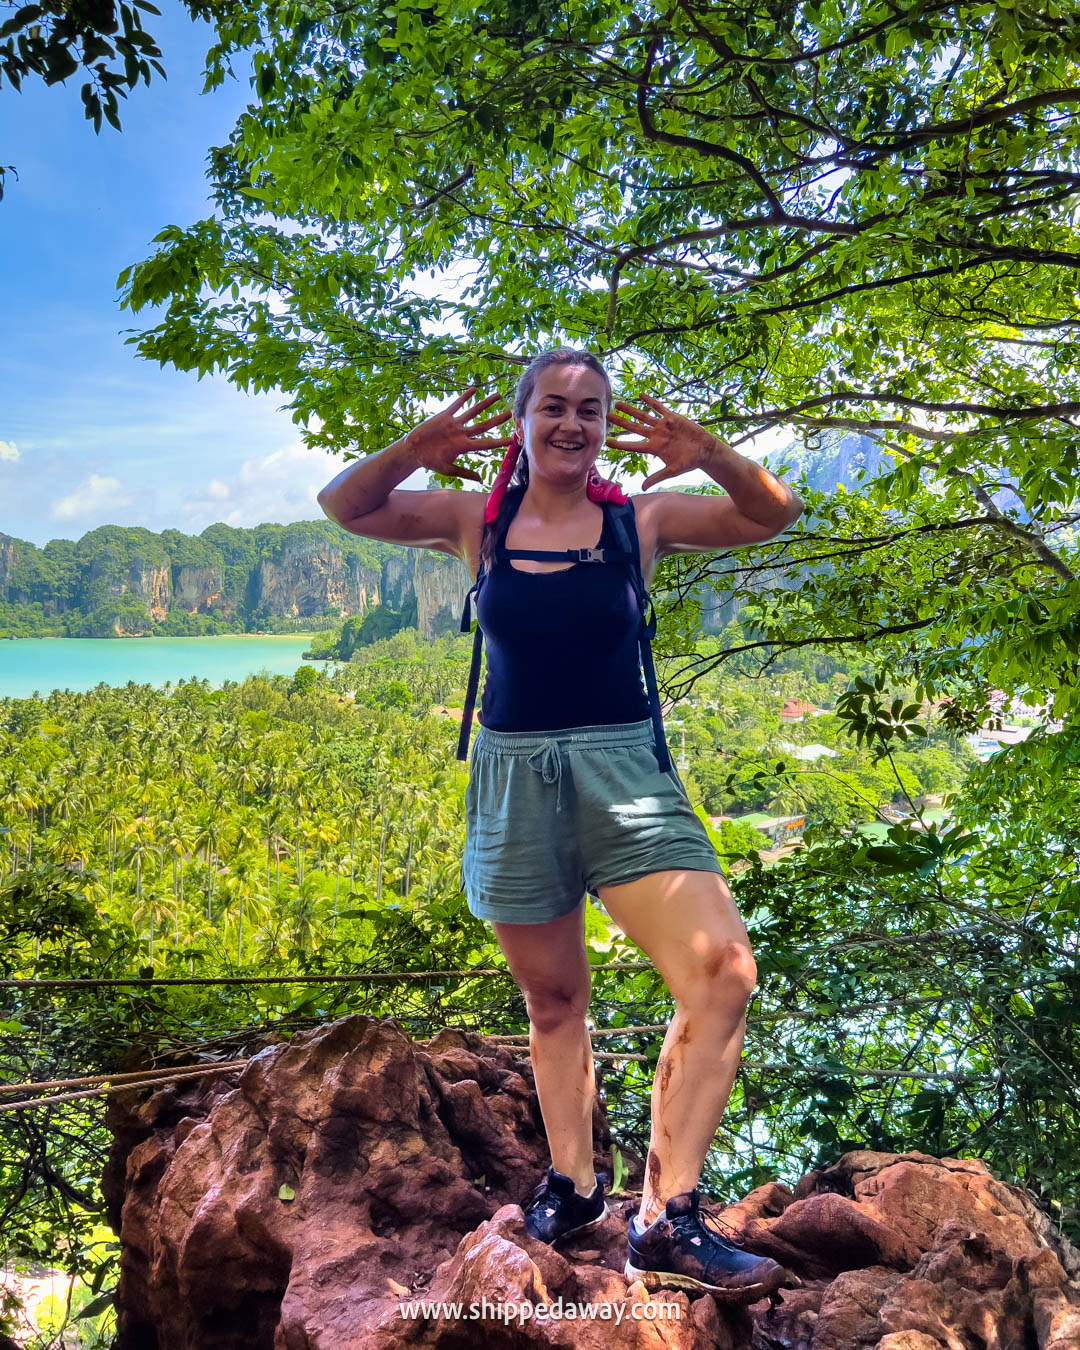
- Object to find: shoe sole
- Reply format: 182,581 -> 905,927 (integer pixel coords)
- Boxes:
623,1257 -> 783,1302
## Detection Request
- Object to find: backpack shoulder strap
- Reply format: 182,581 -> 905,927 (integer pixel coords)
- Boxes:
457,492 -> 672,774
455,485 -> 526,762
456,599 -> 485,763
607,500 -> 672,773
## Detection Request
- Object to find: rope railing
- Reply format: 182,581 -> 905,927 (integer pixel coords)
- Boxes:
0,926 -> 1012,990
0,1032 -> 995,1113
0,1061 -> 250,1112
0,964 -> 652,990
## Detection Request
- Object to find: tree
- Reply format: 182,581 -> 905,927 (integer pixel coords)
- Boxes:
119,0 -> 1078,734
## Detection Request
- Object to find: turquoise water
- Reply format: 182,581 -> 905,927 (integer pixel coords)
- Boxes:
0,636 -> 339,699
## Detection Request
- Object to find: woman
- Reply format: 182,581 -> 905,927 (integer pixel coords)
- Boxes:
317,349 -> 803,1300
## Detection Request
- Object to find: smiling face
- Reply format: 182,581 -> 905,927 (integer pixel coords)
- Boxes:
514,363 -> 610,488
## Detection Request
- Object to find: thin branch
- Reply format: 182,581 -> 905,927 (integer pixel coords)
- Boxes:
878,438 -> 1076,582
635,35 -> 784,215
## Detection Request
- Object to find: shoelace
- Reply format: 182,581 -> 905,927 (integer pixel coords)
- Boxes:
527,1178 -> 553,1208
674,1197 -> 742,1245
528,1176 -> 597,1213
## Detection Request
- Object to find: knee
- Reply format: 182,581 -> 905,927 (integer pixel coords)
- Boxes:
524,981 -> 590,1035
681,938 -> 757,1015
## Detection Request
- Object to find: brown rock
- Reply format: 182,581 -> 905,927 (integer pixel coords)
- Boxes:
102,1016 -> 613,1350
745,1191 -> 919,1277
101,1018 -> 1080,1350
808,1266 -> 903,1346
876,1334 -> 947,1350
1034,1286 -> 1080,1349
373,1205 -> 743,1349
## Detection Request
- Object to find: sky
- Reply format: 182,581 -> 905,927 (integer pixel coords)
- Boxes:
0,5 -> 781,551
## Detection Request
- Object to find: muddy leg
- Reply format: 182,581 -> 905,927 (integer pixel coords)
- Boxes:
597,870 -> 756,1225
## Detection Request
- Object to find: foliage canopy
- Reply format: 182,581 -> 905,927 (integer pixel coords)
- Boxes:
118,0 -> 1080,724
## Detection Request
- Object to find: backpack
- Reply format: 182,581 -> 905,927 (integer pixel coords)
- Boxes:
455,485 -> 672,773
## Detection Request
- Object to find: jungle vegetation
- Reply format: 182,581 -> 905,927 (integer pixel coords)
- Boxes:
3,0 -> 1078,1339
0,621 -> 1073,1342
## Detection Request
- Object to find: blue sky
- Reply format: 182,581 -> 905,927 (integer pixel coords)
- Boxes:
0,6 -> 780,551
0,1 -> 371,549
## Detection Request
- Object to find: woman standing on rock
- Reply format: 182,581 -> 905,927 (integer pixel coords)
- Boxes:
318,349 -> 802,1301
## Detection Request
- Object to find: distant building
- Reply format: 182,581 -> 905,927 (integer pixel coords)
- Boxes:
965,724 -> 1035,760
430,705 -> 463,722
726,812 -> 806,844
779,698 -> 821,722
777,739 -> 839,761
920,695 -> 953,716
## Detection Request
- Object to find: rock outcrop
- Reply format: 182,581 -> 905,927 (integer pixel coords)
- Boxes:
0,525 -> 472,638
413,551 -> 472,640
381,555 -> 410,611
101,1014 -> 1080,1350
173,564 -> 224,613
254,542 -> 383,619
85,554 -> 172,623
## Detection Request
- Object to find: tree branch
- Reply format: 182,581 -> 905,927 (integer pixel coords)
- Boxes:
879,438 -> 1076,582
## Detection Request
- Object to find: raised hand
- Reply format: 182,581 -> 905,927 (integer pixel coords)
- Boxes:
606,393 -> 726,490
405,385 -> 513,484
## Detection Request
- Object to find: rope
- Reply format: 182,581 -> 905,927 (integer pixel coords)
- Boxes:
0,994 -> 955,1097
0,926 -> 1009,991
0,1041 -> 993,1114
0,964 -> 654,990
0,1061 -> 249,1113
0,1060 -> 250,1094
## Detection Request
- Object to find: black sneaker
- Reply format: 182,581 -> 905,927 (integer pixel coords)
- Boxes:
625,1189 -> 787,1301
522,1165 -> 608,1244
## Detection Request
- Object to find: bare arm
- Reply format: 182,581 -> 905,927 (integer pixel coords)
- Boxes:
317,435 -> 422,526
316,387 -> 510,557
608,393 -> 803,556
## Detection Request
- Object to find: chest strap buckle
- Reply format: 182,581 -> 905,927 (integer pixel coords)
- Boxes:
576,547 -> 606,562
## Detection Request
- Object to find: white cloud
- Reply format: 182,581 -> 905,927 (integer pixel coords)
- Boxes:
51,473 -> 134,521
178,438 -> 428,532
0,441 -> 19,461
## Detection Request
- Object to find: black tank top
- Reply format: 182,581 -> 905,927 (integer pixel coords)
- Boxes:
477,496 -> 652,732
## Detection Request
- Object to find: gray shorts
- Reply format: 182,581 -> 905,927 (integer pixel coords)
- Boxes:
460,717 -> 725,925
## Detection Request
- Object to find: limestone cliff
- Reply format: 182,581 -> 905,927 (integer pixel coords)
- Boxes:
0,536 -> 16,596
173,565 -> 223,614
255,540 -> 381,618
0,523 -> 406,632
413,550 -> 471,639
85,554 -> 171,623
381,554 -> 410,611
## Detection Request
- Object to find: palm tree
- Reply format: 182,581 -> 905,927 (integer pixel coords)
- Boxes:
0,768 -> 35,873
160,813 -> 197,924
118,820 -> 161,910
286,874 -> 325,953
191,809 -> 223,922
131,887 -> 175,967
97,794 -> 127,903
219,853 -> 267,964
306,813 -> 340,874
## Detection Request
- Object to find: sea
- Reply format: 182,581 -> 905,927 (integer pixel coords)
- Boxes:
0,636 -> 340,700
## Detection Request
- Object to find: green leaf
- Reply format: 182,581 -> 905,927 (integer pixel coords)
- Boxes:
74,1290 -> 115,1320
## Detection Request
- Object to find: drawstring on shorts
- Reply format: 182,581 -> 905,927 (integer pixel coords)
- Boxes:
526,738 -> 565,814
